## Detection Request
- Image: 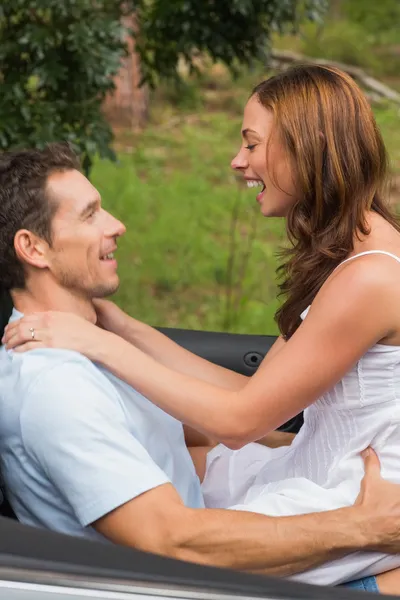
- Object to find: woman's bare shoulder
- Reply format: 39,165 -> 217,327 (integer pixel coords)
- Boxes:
306,252 -> 400,343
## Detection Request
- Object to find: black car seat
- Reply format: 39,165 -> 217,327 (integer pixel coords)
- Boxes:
0,289 -> 12,341
0,289 -> 17,519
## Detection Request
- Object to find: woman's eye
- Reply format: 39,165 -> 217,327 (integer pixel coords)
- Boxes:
245,144 -> 257,151
86,210 -> 96,220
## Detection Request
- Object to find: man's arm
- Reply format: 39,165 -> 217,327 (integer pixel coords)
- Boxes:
94,482 -> 364,576
94,450 -> 400,577
21,361 -> 171,530
258,430 -> 296,448
184,427 -> 295,450
23,367 -> 400,579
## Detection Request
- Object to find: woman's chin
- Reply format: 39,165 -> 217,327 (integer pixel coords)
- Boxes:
260,204 -> 286,218
259,196 -> 295,218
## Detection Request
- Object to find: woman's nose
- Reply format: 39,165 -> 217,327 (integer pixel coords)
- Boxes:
231,149 -> 248,171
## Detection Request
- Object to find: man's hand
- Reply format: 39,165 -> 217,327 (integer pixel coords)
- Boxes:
356,448 -> 400,553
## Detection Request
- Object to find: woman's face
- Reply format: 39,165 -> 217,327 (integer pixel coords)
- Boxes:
231,95 -> 299,217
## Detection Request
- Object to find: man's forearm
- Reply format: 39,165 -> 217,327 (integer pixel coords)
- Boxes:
94,449 -> 400,578
173,505 -> 368,576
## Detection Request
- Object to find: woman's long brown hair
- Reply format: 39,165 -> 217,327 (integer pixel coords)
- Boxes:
252,65 -> 399,340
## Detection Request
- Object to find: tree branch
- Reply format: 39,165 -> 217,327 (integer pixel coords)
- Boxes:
270,49 -> 400,104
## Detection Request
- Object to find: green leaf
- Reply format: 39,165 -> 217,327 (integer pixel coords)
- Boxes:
0,0 -> 327,174
0,0 -> 129,175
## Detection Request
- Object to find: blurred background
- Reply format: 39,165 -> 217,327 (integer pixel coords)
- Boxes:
1,0 -> 399,335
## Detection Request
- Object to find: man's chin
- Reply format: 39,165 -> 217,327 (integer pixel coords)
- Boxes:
91,279 -> 120,299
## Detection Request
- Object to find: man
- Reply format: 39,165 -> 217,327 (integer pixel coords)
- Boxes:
0,144 -> 400,594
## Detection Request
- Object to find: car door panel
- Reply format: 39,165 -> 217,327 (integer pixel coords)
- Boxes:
0,516 -> 370,600
158,328 -> 303,433
158,328 -> 275,375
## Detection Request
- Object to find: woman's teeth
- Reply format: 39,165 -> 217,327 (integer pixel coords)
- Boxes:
246,180 -> 264,188
101,253 -> 114,260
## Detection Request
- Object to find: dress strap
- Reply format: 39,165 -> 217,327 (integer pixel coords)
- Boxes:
300,250 -> 400,321
336,250 -> 400,269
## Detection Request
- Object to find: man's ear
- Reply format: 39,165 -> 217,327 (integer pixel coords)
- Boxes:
14,230 -> 51,270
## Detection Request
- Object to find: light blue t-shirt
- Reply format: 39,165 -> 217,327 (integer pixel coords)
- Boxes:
0,309 -> 204,540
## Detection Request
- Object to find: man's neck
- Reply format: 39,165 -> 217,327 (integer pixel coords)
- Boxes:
11,280 -> 97,324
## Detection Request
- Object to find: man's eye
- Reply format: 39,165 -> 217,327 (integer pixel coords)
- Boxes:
86,209 -> 96,220
245,144 -> 257,151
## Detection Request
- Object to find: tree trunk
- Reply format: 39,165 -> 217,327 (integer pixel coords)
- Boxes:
103,14 -> 149,129
330,0 -> 342,20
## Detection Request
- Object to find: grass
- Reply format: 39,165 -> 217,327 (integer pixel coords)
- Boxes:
92,61 -> 400,336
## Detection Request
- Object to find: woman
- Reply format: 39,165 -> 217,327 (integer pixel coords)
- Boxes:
5,64 -> 400,588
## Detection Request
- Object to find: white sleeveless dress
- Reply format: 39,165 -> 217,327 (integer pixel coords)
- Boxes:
202,251 -> 400,585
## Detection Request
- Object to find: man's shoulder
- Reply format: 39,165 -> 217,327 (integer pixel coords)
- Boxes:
11,348 -> 103,391
18,350 -> 124,443
4,348 -> 120,415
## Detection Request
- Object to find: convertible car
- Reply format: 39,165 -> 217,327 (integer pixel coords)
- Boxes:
0,290 -> 394,600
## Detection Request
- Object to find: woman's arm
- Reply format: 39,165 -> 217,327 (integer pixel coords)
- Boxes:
94,300 -> 287,391
4,258 -> 398,446
94,300 -> 249,391
90,260 -> 398,446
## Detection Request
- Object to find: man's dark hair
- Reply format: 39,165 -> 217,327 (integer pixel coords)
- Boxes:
0,143 -> 81,290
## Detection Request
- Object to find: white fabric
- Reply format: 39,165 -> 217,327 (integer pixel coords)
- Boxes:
202,250 -> 400,585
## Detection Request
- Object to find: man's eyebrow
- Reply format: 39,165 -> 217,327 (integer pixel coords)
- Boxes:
79,198 -> 100,218
242,128 -> 261,138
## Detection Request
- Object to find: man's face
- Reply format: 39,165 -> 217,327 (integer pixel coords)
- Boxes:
44,169 -> 126,298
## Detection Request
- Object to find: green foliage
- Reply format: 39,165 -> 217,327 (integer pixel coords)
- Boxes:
158,79 -> 204,111
93,66 -> 400,333
274,0 -> 400,81
0,0 -> 327,174
301,20 -> 379,70
133,0 -> 328,86
342,0 -> 400,44
92,152 -> 283,335
339,0 -> 400,78
0,0 -> 134,175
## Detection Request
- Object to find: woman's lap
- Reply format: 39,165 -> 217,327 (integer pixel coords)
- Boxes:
201,444 -> 392,590
201,442 -> 346,514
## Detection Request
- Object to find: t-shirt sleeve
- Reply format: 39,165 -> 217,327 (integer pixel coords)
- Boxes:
20,359 -> 170,527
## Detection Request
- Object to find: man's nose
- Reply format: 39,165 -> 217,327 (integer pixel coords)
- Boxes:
104,212 -> 126,238
114,218 -> 126,238
231,148 -> 248,171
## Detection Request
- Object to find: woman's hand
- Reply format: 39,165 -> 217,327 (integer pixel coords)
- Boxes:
2,311 -> 106,361
92,299 -> 129,335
